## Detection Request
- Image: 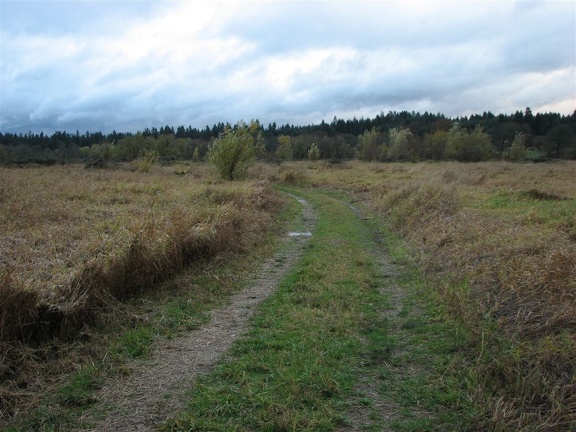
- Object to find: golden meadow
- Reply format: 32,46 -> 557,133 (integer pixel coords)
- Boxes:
1,160 -> 575,429
0,163 -> 282,343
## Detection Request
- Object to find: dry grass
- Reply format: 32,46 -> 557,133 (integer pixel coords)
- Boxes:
3,160 -> 575,430
290,160 -> 576,431
0,163 -> 283,418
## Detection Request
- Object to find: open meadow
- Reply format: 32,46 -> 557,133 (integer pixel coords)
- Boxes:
287,160 -> 576,430
1,160 -> 575,430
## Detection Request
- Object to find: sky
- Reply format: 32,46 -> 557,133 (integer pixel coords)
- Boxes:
0,0 -> 574,135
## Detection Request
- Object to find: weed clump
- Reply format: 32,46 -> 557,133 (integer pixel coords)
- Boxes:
385,169 -> 576,430
280,167 -> 308,185
0,270 -> 39,343
11,187 -> 278,340
519,188 -> 566,201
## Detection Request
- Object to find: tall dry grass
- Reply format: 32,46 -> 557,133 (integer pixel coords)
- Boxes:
295,160 -> 576,431
0,163 -> 283,416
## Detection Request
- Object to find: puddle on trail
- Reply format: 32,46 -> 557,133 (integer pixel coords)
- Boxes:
288,232 -> 312,237
288,196 -> 312,237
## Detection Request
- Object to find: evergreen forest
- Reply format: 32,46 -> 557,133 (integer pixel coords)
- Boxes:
1,108 -> 575,164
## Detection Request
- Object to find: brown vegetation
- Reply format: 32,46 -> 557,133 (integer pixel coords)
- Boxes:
292,160 -> 576,431
2,160 -> 574,430
0,163 -> 283,418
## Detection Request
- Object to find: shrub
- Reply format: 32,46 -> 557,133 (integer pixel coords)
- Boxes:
308,143 -> 320,161
208,121 -> 263,180
136,148 -> 159,172
505,132 -> 527,161
446,124 -> 494,162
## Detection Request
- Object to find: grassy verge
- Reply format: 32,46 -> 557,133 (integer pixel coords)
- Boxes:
0,164 -> 282,345
165,189 -> 472,431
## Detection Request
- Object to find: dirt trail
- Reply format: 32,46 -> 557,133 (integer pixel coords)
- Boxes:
338,201 -> 426,431
88,195 -> 316,432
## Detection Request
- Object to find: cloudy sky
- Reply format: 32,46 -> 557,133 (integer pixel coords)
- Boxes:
1,0 -> 574,135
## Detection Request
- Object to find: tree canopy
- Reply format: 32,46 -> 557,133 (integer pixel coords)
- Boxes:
1,108 -> 575,164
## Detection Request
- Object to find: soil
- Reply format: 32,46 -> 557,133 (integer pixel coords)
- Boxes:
86,195 -> 316,431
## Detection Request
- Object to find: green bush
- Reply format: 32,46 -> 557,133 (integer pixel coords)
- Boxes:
446,124 -> 494,162
208,121 -> 262,180
308,143 -> 320,161
137,148 -> 159,172
505,132 -> 527,161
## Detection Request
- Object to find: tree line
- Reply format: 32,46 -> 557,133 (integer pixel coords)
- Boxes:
1,108 -> 575,164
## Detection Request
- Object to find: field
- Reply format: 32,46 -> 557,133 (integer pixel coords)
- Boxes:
292,160 -> 576,430
0,162 -> 284,416
1,160 -> 575,430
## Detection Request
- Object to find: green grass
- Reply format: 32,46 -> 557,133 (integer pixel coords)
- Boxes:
113,327 -> 156,359
165,190 -> 384,430
165,189 -> 475,431
353,216 -> 475,431
4,365 -> 102,432
57,365 -> 102,408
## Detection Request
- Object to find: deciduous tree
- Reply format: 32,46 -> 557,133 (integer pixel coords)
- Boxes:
385,128 -> 414,161
446,124 -> 493,162
358,128 -> 382,162
276,135 -> 292,163
423,130 -> 448,160
506,132 -> 527,161
308,143 -> 320,161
